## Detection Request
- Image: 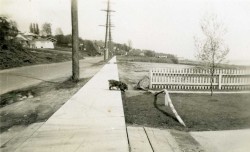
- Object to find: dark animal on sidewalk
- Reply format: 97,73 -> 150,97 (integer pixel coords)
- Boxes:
108,80 -> 128,92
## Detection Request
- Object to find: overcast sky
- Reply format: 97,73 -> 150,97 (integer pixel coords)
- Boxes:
1,0 -> 250,60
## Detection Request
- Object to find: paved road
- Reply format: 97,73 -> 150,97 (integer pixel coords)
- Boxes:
2,56 -> 129,152
0,56 -> 103,95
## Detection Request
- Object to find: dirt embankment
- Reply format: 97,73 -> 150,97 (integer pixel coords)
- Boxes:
0,47 -> 86,70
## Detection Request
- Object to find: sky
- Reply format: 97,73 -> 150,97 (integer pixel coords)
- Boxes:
1,0 -> 250,61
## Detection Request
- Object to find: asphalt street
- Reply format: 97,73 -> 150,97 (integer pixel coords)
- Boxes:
0,56 -> 103,95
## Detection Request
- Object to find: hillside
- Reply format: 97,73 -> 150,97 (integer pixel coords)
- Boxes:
0,47 -> 76,70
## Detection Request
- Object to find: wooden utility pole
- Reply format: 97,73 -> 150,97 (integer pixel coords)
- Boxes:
71,0 -> 79,81
101,0 -> 114,60
104,0 -> 110,60
108,12 -> 113,58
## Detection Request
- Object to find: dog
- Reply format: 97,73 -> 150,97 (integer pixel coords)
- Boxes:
108,80 -> 128,92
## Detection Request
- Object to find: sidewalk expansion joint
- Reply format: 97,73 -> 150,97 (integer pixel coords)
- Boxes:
143,127 -> 155,152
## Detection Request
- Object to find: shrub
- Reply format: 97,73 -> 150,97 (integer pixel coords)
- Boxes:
171,57 -> 179,64
127,49 -> 141,56
144,50 -> 155,57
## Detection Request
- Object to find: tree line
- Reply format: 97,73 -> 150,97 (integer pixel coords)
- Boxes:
29,23 -> 39,35
0,16 -> 19,50
29,22 -> 52,36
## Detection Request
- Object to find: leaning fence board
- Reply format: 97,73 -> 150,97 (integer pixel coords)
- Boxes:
150,68 -> 250,90
154,90 -> 186,127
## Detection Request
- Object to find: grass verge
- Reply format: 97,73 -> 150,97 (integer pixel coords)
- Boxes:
123,92 -> 250,131
117,56 -> 178,64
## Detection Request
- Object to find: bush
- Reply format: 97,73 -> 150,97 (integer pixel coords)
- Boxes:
127,49 -> 141,56
171,57 -> 179,64
144,50 -> 155,57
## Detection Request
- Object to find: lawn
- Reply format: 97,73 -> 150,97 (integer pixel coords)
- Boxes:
117,56 -> 178,64
122,92 -> 250,131
117,58 -> 250,131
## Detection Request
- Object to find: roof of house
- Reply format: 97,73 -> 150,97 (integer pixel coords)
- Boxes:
16,32 -> 57,43
16,33 -> 33,41
16,34 -> 29,41
23,32 -> 38,36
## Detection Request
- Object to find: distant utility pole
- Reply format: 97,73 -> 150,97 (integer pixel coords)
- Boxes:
104,0 -> 110,60
101,0 -> 115,60
71,0 -> 79,81
108,13 -> 113,58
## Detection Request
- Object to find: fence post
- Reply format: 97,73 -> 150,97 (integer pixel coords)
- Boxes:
218,74 -> 222,90
149,69 -> 152,89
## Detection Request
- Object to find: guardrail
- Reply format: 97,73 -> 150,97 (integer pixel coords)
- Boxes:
149,68 -> 250,90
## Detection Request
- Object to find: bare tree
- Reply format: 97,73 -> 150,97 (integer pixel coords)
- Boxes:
194,14 -> 229,96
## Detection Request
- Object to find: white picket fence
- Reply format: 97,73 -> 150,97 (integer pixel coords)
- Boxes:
149,68 -> 250,90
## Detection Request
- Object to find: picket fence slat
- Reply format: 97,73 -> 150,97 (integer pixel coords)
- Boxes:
149,68 -> 250,90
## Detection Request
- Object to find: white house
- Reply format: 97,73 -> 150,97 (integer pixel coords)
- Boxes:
30,38 -> 54,49
15,33 -> 56,49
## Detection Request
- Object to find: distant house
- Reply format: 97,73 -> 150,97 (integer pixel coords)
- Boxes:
23,32 -> 38,40
157,55 -> 168,58
15,33 -> 30,47
139,52 -> 145,56
15,33 -> 56,49
30,38 -> 55,49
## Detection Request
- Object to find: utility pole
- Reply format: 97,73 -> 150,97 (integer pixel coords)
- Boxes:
104,0 -> 110,60
101,0 -> 114,60
71,0 -> 79,81
108,12 -> 113,58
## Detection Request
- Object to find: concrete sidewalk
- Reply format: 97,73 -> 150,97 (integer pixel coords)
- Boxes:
191,129 -> 250,152
12,56 -> 129,152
